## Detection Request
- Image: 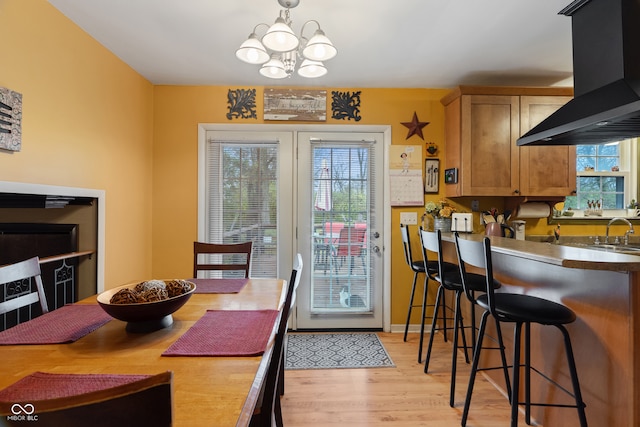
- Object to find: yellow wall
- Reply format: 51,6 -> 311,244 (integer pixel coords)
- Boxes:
0,0 -> 154,288
152,86 -> 450,326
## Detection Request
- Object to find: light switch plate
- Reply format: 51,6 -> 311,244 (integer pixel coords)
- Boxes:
400,212 -> 418,225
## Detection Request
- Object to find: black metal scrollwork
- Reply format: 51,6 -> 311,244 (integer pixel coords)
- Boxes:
331,90 -> 362,121
226,89 -> 257,120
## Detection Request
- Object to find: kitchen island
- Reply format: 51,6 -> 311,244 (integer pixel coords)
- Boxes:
438,233 -> 639,427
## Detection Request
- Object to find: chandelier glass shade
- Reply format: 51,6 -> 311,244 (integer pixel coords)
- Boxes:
235,1 -> 336,79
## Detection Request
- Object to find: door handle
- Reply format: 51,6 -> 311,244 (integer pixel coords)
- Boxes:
371,246 -> 380,254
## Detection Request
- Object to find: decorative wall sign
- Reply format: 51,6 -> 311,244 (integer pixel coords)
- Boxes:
426,142 -> 438,157
331,90 -> 361,121
264,88 -> 326,121
0,87 -> 22,152
401,112 -> 429,140
389,145 -> 424,206
425,158 -> 439,193
226,88 -> 257,120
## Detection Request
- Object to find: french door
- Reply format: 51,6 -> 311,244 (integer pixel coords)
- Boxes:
200,126 -> 387,330
296,131 -> 385,329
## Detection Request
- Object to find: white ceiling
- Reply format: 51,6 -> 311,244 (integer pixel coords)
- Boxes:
47,0 -> 576,89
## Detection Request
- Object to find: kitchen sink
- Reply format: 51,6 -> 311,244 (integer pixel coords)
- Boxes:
566,243 -> 640,255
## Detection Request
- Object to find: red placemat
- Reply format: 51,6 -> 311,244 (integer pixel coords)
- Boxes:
0,305 -> 112,345
162,309 -> 279,357
0,372 -> 151,401
189,278 -> 249,293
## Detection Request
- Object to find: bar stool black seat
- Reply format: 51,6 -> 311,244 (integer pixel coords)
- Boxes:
455,234 -> 587,427
420,229 -> 506,407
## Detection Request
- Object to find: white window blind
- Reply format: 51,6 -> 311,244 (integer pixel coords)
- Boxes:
206,139 -> 279,278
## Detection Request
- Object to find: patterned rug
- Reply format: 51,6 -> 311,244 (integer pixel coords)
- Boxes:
284,332 -> 395,370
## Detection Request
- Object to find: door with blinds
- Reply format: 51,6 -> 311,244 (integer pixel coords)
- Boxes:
296,131 -> 384,329
202,130 -> 294,280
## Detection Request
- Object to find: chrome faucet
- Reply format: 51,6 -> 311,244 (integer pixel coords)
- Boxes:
605,217 -> 635,245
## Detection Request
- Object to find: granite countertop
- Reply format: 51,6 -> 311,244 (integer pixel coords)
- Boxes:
440,232 -> 640,272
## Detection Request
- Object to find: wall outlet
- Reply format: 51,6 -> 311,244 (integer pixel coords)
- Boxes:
400,212 -> 418,225
471,200 -> 480,212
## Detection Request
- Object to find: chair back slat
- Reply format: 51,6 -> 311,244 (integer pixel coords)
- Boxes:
0,257 -> 48,317
290,253 -> 303,311
454,234 -> 497,314
193,241 -> 252,278
419,228 -> 447,283
454,236 -> 487,270
400,224 -> 420,271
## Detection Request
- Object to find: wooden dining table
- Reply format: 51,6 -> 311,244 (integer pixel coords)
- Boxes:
0,278 -> 285,427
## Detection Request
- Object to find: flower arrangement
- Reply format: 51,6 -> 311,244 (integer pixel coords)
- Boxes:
628,199 -> 639,209
425,200 -> 456,218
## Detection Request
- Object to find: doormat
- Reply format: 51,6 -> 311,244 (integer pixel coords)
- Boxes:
284,332 -> 395,370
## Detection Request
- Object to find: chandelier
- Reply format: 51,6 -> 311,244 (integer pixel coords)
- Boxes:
235,0 -> 337,79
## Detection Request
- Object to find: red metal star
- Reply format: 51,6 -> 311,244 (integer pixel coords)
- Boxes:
401,112 -> 429,140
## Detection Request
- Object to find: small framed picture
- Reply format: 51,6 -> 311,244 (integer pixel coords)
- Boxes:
444,168 -> 458,184
425,158 -> 439,193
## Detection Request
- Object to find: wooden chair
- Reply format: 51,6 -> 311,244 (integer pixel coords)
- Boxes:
0,257 -> 48,325
193,241 -> 253,278
251,254 -> 302,427
0,371 -> 173,427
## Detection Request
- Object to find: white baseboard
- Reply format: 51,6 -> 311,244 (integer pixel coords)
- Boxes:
389,324 -> 433,334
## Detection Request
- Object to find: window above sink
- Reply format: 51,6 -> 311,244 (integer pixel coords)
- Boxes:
562,139 -> 637,216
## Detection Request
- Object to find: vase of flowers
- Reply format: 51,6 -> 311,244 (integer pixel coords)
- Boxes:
425,200 -> 456,233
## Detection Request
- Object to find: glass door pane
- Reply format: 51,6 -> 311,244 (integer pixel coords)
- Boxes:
297,131 -> 384,329
312,146 -> 371,311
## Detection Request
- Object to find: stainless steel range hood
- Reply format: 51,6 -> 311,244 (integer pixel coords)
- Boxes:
517,0 -> 640,146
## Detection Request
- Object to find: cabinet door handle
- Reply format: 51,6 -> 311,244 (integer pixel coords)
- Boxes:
513,189 -> 520,194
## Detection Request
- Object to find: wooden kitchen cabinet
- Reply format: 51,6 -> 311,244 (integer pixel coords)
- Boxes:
519,95 -> 576,195
442,86 -> 575,197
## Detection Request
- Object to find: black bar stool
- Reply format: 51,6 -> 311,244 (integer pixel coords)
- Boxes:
400,224 -> 427,342
420,228 -> 506,407
401,224 -> 446,363
455,234 -> 587,427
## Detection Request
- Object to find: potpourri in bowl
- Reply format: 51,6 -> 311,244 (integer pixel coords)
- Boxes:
97,279 -> 196,332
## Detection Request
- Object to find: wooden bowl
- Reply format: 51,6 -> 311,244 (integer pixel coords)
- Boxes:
97,281 -> 196,333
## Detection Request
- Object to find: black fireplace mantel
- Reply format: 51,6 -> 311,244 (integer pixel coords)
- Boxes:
0,193 -> 94,208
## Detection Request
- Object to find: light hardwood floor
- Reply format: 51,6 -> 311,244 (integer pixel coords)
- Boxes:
281,332 -> 529,427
